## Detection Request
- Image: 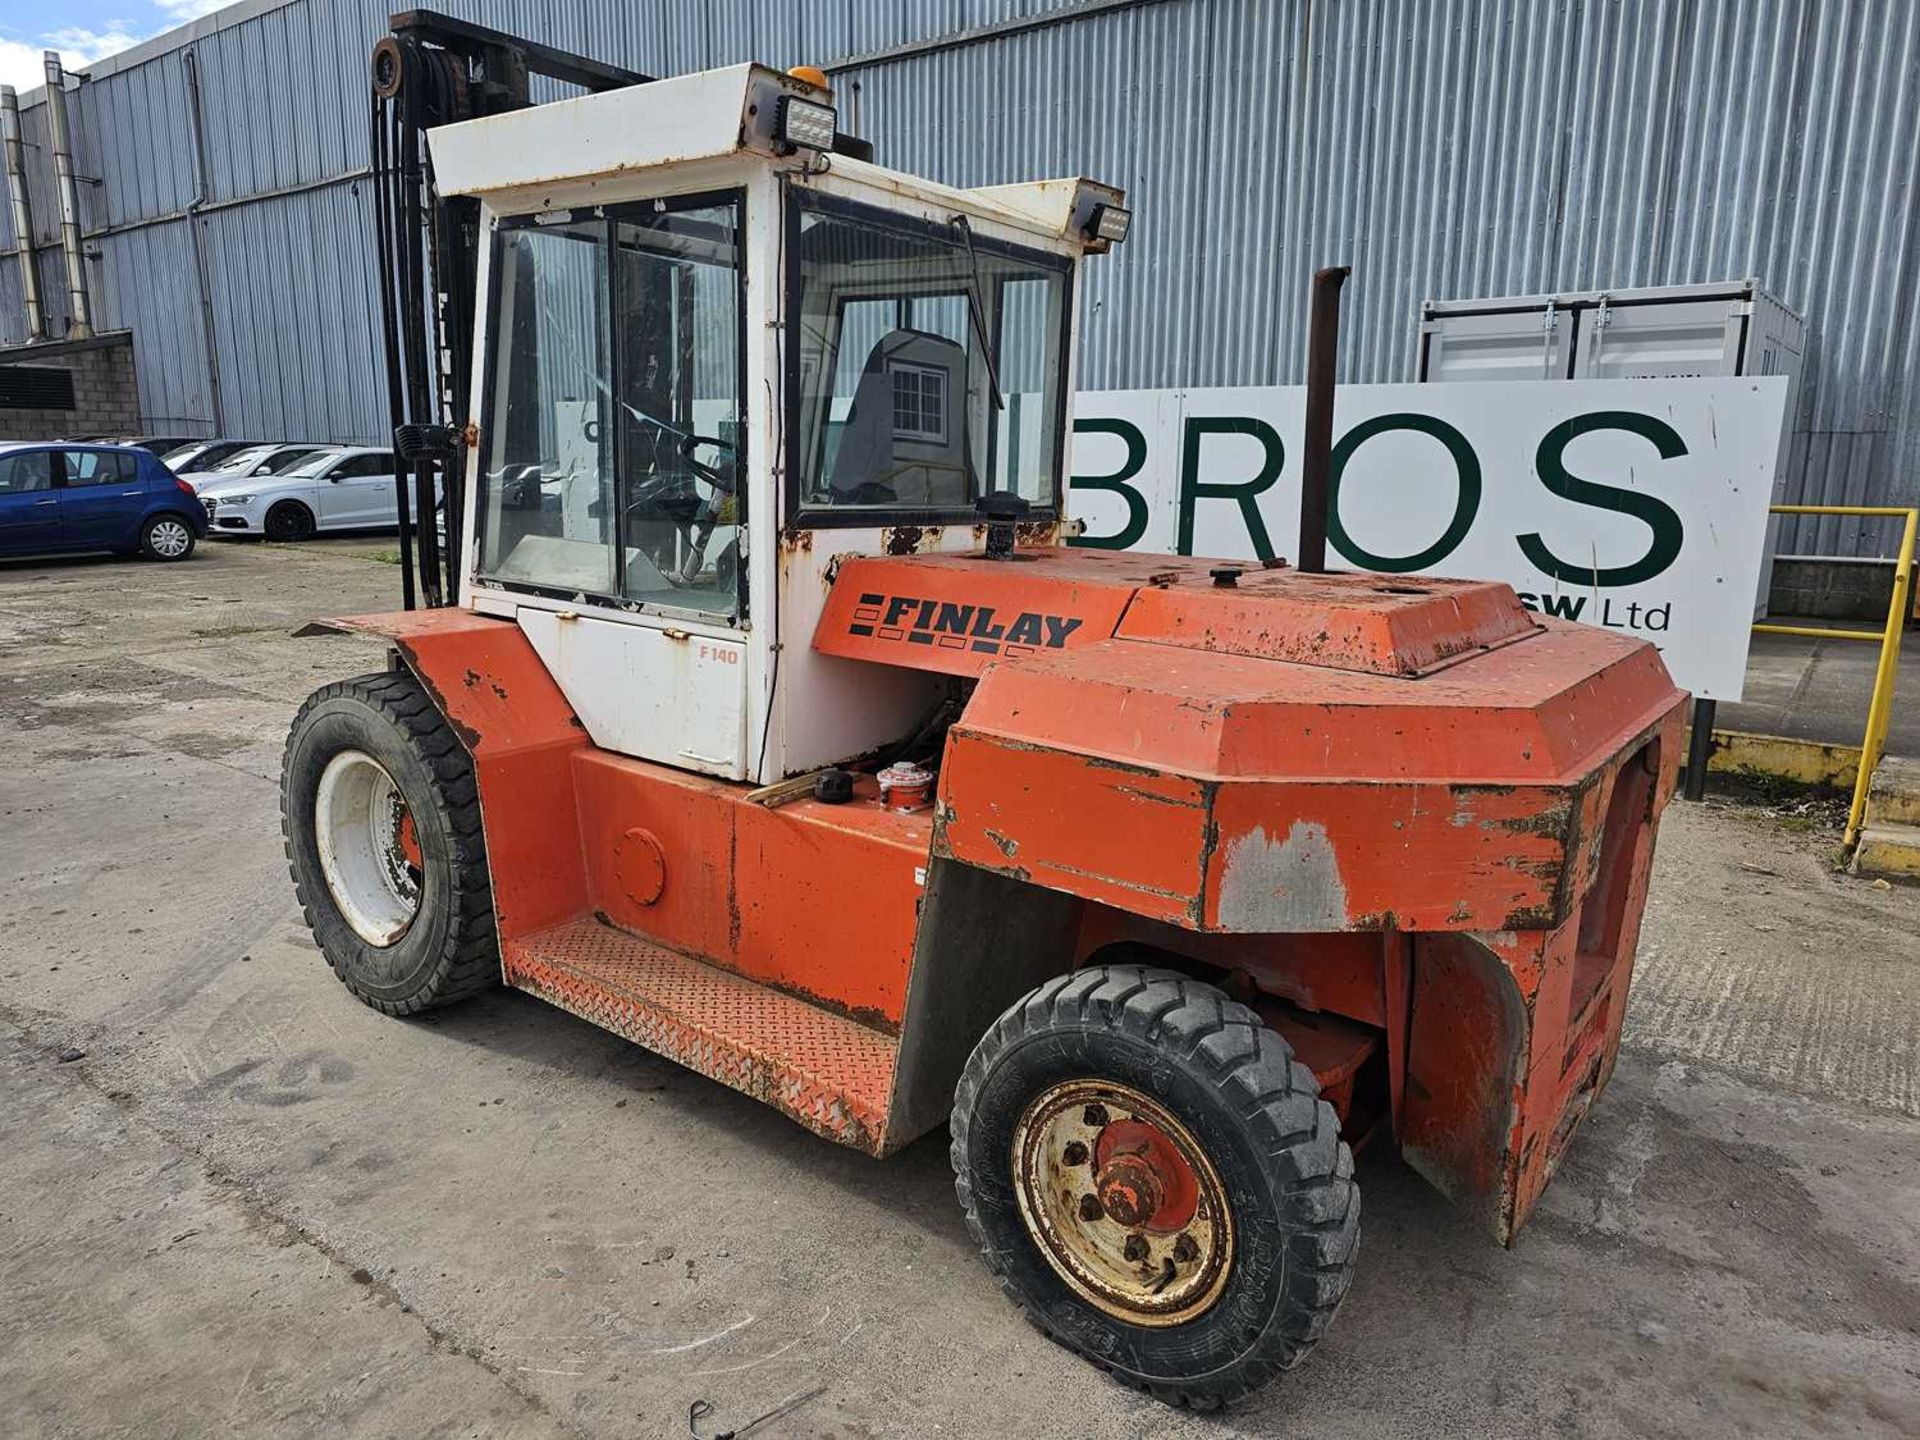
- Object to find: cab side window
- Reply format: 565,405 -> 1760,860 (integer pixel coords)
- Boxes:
335,454 -> 392,478
0,451 -> 55,493
790,195 -> 1071,522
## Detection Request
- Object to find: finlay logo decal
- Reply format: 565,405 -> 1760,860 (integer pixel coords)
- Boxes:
849,593 -> 1085,657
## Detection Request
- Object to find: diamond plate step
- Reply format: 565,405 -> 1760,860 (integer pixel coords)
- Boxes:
504,918 -> 899,1154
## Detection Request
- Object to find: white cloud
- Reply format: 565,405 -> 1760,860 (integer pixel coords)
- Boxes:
46,26 -> 151,55
0,42 -> 51,93
0,25 -> 152,93
0,3 -> 243,91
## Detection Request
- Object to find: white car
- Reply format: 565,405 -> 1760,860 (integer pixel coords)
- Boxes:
198,446 -> 411,541
176,442 -> 331,493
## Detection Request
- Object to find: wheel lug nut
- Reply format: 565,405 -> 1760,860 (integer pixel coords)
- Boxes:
1062,1140 -> 1089,1166
1081,1103 -> 1108,1127
1078,1193 -> 1104,1222
1172,1233 -> 1199,1263
1122,1233 -> 1149,1263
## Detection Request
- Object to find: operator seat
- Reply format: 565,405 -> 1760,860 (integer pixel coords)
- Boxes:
829,329 -> 974,506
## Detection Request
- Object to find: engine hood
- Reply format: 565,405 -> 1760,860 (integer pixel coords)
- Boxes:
813,548 -> 1541,680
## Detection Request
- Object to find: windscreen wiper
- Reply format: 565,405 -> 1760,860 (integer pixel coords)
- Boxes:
949,213 -> 1005,413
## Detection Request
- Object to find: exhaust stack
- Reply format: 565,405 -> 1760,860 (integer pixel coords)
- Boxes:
42,52 -> 92,339
0,86 -> 44,340
1297,264 -> 1350,574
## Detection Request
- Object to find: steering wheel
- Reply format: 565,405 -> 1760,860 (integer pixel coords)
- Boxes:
678,433 -> 737,492
650,434 -> 736,589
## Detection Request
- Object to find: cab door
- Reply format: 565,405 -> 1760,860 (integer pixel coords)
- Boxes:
54,449 -> 145,549
468,191 -> 752,779
0,449 -> 60,553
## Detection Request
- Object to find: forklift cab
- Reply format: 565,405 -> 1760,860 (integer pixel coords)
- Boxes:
432,65 -> 1124,783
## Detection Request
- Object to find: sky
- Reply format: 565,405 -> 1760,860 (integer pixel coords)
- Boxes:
0,1 -> 225,91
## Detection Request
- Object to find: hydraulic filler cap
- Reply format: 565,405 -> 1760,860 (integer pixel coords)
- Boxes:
978,490 -> 1031,561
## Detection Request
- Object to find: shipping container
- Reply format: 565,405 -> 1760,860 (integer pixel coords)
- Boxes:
1419,279 -> 1805,617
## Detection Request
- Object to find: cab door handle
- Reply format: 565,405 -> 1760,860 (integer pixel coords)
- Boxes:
34,499 -> 56,507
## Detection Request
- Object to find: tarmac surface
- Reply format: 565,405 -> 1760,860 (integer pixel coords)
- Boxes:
1720,621 -> 1920,754
2,536 -> 1917,1439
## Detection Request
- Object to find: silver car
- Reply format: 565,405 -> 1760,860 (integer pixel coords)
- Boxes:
176,443 -> 331,493
198,447 -> 416,541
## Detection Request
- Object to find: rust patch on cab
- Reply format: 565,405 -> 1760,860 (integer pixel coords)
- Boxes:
882,524 -> 943,556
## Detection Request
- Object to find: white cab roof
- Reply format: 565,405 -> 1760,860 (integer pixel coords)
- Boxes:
427,63 -> 1122,251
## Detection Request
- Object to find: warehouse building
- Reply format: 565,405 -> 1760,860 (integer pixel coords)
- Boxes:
1,0 -> 1916,559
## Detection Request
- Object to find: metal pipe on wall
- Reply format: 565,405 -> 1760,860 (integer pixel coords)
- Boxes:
182,48 -> 224,432
42,51 -> 93,339
0,85 -> 44,341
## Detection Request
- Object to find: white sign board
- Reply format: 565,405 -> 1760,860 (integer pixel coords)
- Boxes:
1067,379 -> 1788,701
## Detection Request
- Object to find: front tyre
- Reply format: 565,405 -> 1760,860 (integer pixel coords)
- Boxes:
951,966 -> 1359,1409
265,499 -> 317,541
282,671 -> 498,1014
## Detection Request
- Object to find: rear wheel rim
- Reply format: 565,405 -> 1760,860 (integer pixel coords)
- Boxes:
1012,1079 -> 1234,1326
314,749 -> 422,946
148,518 -> 191,557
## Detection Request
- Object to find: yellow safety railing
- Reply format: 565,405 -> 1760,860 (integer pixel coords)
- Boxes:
1753,504 -> 1918,848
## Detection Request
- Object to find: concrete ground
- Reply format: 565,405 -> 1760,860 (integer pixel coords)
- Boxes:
1721,620 -> 1920,755
2,537 -> 1917,1440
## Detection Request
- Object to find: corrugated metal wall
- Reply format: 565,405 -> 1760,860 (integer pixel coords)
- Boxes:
3,0 -> 1917,554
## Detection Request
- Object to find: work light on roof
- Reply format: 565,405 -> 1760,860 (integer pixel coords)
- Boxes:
1087,203 -> 1132,244
777,96 -> 838,154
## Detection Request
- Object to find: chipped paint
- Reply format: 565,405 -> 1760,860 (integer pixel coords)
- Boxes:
1015,519 -> 1061,548
884,524 -> 938,556
1216,821 -> 1351,931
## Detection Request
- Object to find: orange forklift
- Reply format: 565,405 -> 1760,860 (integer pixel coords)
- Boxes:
286,13 -> 1687,1407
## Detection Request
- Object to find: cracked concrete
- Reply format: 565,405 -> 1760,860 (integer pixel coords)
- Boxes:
1,537 -> 1917,1439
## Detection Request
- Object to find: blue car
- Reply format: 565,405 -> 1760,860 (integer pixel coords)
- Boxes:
0,441 -> 209,562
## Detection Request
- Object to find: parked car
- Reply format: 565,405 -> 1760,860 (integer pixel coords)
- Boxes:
198,446 -> 415,541
175,442 -> 330,491
126,435 -> 205,455
158,439 -> 261,474
0,441 -> 209,562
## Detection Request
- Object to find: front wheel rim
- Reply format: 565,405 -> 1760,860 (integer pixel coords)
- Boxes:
314,749 -> 422,947
1012,1079 -> 1234,1326
149,519 -> 190,557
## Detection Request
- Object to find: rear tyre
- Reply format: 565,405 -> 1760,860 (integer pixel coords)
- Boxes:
265,499 -> 317,542
282,670 -> 498,1014
951,965 -> 1359,1410
140,514 -> 196,561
